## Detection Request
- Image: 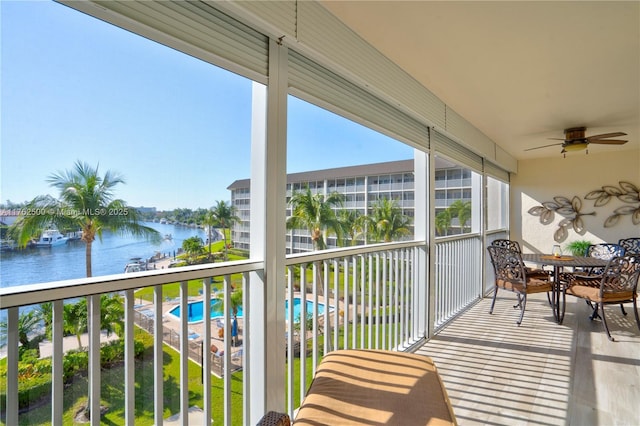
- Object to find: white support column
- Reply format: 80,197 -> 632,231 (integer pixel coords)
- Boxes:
428,148 -> 437,338
248,38 -> 288,423
413,149 -> 430,339
471,171 -> 483,234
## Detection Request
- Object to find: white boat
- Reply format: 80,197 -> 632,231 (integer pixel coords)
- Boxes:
124,257 -> 147,273
124,263 -> 143,273
35,229 -> 69,247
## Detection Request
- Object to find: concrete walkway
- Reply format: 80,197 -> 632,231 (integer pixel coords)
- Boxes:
38,331 -> 120,358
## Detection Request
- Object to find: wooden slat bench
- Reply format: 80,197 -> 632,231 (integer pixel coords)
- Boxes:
259,349 -> 457,425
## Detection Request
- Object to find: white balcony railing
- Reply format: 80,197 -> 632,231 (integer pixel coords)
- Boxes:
433,234 -> 483,329
1,240 -> 439,425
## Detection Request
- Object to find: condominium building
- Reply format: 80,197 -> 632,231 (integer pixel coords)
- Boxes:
228,157 -> 472,253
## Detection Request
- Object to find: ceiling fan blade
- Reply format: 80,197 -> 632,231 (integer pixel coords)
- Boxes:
589,140 -> 628,145
546,138 -> 566,141
587,132 -> 627,141
524,142 -> 563,151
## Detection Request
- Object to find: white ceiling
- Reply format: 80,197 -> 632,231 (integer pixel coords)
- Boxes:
320,1 -> 640,161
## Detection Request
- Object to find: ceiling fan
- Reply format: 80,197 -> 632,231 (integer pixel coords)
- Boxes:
525,127 -> 628,156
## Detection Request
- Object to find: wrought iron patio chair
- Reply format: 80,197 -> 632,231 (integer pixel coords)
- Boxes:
619,238 -> 640,255
564,243 -> 627,315
487,245 -> 553,325
583,243 -> 626,274
491,239 -> 551,278
565,255 -> 640,341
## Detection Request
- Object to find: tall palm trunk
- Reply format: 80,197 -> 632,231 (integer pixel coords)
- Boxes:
85,242 -> 93,277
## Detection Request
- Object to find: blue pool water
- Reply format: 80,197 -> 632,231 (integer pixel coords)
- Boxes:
169,297 -> 328,323
169,299 -> 244,323
286,298 -> 327,321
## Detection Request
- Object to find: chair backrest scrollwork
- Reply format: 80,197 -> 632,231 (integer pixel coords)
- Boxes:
491,239 -> 522,253
587,243 -> 626,260
600,255 -> 640,296
487,245 -> 526,284
618,238 -> 640,255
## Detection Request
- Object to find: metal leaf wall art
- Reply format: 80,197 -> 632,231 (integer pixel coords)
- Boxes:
528,196 -> 595,242
584,181 -> 640,227
529,182 -> 640,239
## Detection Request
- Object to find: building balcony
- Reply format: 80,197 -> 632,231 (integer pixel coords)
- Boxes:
1,236 -> 638,425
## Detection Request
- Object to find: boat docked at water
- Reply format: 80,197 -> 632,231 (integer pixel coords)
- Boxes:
35,229 -> 69,247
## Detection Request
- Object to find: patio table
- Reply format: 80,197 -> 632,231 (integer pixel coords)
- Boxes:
521,253 -> 609,324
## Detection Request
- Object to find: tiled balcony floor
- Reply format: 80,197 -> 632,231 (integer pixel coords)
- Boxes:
416,292 -> 640,425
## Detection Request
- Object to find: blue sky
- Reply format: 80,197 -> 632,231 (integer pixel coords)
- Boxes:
1,1 -> 412,210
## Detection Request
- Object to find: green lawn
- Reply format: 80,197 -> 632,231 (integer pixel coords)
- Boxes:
3,328 -> 323,425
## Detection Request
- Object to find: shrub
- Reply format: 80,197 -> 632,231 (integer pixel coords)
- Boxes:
0,335 -> 150,412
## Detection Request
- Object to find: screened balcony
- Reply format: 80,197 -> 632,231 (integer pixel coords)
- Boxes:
2,1 -> 638,425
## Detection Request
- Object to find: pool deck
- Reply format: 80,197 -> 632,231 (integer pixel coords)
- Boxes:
135,292 -> 341,361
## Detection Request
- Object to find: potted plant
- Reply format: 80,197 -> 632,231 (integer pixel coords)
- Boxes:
565,240 -> 593,257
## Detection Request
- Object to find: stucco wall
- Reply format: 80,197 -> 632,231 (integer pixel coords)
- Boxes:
510,149 -> 640,254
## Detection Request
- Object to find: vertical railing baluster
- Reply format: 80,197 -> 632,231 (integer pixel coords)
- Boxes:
88,294 -> 100,426
6,307 -> 19,425
312,262 -> 319,374
202,278 -> 212,426
399,249 -> 405,347
351,255 -> 357,349
333,259 -> 339,351
300,263 -> 307,401
52,300 -> 64,426
367,253 -> 373,349
124,291 -> 135,426
153,285 -> 163,426
223,274 -> 232,426
375,253 -> 380,350
382,252 -> 388,350
286,265 -> 295,416
323,259 -> 330,355
343,257 -> 349,349
360,255 -> 366,349
392,250 -> 401,350
179,281 -> 189,426
242,272 -> 250,425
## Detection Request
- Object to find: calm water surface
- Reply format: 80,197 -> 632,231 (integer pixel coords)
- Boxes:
0,222 -> 207,288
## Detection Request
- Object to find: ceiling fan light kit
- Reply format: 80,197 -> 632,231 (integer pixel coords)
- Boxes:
563,142 -> 589,152
526,126 -> 628,157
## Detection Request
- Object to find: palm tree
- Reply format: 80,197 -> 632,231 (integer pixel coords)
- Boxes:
100,294 -> 124,338
0,310 -> 45,359
10,161 -> 161,277
63,298 -> 88,349
448,200 -> 472,233
435,209 -> 452,236
368,198 -> 411,242
182,236 -> 205,264
9,161 -> 160,420
287,187 -> 345,250
337,209 -> 365,246
201,209 -> 217,259
211,200 -> 240,261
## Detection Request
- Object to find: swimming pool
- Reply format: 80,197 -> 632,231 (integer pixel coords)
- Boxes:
168,299 -> 244,323
168,297 -> 329,323
286,298 -> 329,322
